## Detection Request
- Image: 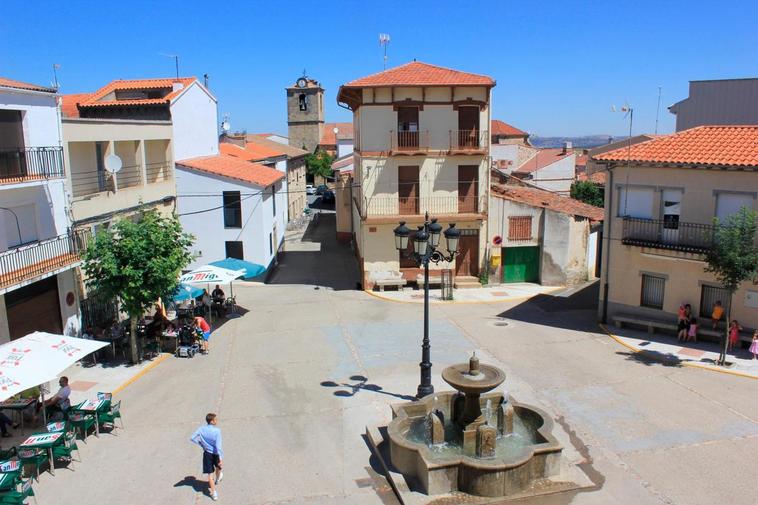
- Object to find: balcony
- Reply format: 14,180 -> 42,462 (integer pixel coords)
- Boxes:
389,130 -> 430,154
362,195 -> 486,218
71,161 -> 173,198
0,147 -> 65,185
449,130 -> 488,153
621,217 -> 714,253
0,230 -> 90,291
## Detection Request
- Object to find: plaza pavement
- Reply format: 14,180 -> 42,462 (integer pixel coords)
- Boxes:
30,214 -> 758,505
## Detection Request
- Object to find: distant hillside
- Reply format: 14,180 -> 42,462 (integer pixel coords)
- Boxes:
529,135 -> 622,149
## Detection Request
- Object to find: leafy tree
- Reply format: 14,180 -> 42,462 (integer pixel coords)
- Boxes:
82,210 -> 194,363
703,207 -> 758,365
570,180 -> 604,207
305,150 -> 334,182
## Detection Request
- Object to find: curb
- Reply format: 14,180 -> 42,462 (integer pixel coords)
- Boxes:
599,324 -> 757,380
112,352 -> 171,396
363,286 -> 562,305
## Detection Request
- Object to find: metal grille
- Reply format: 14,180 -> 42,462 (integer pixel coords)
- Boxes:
80,292 -> 118,330
699,285 -> 731,318
508,216 -> 532,241
640,274 -> 665,309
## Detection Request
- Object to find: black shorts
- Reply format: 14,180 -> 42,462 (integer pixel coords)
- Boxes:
202,451 -> 221,474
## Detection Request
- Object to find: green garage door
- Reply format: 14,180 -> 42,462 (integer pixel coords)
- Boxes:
503,246 -> 540,283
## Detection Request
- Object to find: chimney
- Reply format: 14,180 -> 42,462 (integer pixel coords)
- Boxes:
562,141 -> 572,154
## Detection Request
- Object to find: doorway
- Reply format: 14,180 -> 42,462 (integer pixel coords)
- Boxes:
6,276 -> 62,340
397,106 -> 419,149
457,106 -> 480,148
398,166 -> 419,214
458,166 -> 478,213
455,233 -> 479,277
503,246 -> 540,283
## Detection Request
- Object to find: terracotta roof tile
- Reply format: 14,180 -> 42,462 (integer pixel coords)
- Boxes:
331,154 -> 354,170
491,120 -> 527,137
177,155 -> 284,187
244,135 -> 308,158
0,77 -> 56,93
220,142 -> 284,161
320,123 -> 353,146
60,93 -> 92,118
78,77 -> 196,108
491,184 -> 604,221
515,148 -> 573,174
343,61 -> 495,88
577,171 -> 606,184
592,126 -> 758,167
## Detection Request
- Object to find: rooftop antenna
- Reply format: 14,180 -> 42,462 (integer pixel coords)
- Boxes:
51,64 -> 61,90
159,53 -> 180,79
612,102 -> 634,217
221,113 -> 231,134
203,73 -> 210,89
379,33 -> 391,70
654,86 -> 662,134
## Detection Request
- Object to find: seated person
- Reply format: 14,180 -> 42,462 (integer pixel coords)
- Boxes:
0,412 -> 18,438
211,285 -> 225,302
36,376 -> 71,421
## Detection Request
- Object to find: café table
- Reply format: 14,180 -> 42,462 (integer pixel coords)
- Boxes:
72,399 -> 110,436
0,398 -> 34,430
0,460 -> 21,491
19,431 -> 63,476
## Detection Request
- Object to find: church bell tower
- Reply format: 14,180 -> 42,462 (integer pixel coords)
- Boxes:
286,75 -> 324,152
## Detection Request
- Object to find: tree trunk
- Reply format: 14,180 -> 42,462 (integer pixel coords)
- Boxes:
719,294 -> 733,366
129,315 -> 140,364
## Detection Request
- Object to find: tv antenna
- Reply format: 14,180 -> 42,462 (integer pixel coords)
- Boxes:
51,64 -> 61,90
379,33 -> 391,69
159,53 -> 180,79
654,86 -> 662,134
221,113 -> 231,133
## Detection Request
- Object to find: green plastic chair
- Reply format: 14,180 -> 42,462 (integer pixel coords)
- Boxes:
0,461 -> 22,491
16,449 -> 47,482
98,400 -> 123,430
68,413 -> 95,442
0,477 -> 36,505
52,430 -> 80,465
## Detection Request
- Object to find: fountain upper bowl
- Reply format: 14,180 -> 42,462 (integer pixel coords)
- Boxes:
441,363 -> 505,395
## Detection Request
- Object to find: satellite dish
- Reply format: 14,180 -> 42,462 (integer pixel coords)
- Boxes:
222,120 -> 231,132
333,127 -> 339,134
104,154 -> 122,174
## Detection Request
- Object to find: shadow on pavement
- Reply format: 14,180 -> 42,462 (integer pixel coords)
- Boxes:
495,282 -> 601,332
320,375 -> 417,401
270,213 -> 360,291
616,350 -> 683,367
174,475 -> 208,493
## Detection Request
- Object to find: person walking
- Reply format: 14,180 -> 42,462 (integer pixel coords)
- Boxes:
749,330 -> 758,360
190,413 -> 224,501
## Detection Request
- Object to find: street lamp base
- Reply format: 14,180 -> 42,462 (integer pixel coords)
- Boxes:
416,383 -> 434,399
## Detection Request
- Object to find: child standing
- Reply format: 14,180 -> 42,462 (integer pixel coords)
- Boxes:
687,317 -> 698,342
728,320 -> 742,352
749,330 -> 758,360
712,301 -> 724,329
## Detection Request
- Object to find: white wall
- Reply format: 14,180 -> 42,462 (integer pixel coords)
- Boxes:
171,83 -> 218,161
0,179 -> 69,251
0,89 -> 61,148
337,139 -> 354,158
57,269 -> 81,336
531,154 -> 575,193
176,167 -> 281,272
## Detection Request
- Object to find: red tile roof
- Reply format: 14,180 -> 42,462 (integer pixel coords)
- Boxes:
515,148 -> 574,174
592,126 -> 758,167
177,155 -> 284,187
491,184 -> 604,221
577,170 -> 606,184
220,142 -> 284,161
77,77 -> 197,109
320,122 -> 354,146
244,135 -> 308,159
331,155 -> 354,170
342,61 -> 495,88
0,77 -> 56,93
491,120 -> 527,137
60,93 -> 92,118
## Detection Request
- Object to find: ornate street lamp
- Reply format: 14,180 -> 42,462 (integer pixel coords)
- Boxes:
394,212 -> 461,398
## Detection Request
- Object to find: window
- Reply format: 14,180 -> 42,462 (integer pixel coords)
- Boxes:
640,274 -> 665,309
225,241 -> 243,260
222,191 -> 242,228
298,93 -> 308,111
508,216 -> 532,241
618,187 -> 654,218
715,192 -> 754,221
699,285 -> 730,318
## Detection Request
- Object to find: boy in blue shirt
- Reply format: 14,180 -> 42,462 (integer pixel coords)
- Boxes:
190,413 -> 224,500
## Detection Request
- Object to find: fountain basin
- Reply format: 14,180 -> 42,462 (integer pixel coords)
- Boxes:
387,391 -> 563,497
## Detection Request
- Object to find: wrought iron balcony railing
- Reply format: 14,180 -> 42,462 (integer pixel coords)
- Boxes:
362,195 -> 486,217
449,130 -> 488,152
0,230 -> 91,290
621,217 -> 714,253
389,130 -> 430,153
0,147 -> 65,183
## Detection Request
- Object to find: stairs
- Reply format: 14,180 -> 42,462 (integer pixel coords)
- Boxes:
454,276 -> 482,289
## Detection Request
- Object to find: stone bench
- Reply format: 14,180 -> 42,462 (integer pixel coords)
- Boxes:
416,274 -> 442,288
612,314 -> 753,344
374,278 -> 407,292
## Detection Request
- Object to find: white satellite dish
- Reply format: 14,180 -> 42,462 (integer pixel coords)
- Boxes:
104,154 -> 123,174
333,127 -> 339,134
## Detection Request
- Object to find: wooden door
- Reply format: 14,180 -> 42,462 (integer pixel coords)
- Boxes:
398,166 -> 419,214
457,106 -> 480,148
456,235 -> 479,277
397,107 -> 419,149
458,166 -> 478,213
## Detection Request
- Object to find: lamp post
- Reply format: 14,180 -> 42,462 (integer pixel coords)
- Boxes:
394,212 -> 460,398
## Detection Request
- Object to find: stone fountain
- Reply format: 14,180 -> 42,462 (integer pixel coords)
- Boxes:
366,354 -> 590,500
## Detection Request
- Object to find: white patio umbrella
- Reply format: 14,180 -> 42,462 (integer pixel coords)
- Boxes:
0,332 -> 107,424
179,265 -> 246,322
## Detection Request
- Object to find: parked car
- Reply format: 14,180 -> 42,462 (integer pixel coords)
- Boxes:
306,185 -> 316,195
315,184 -> 329,195
322,190 -> 335,203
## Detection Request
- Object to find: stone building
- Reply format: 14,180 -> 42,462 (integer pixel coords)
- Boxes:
286,77 -> 324,152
